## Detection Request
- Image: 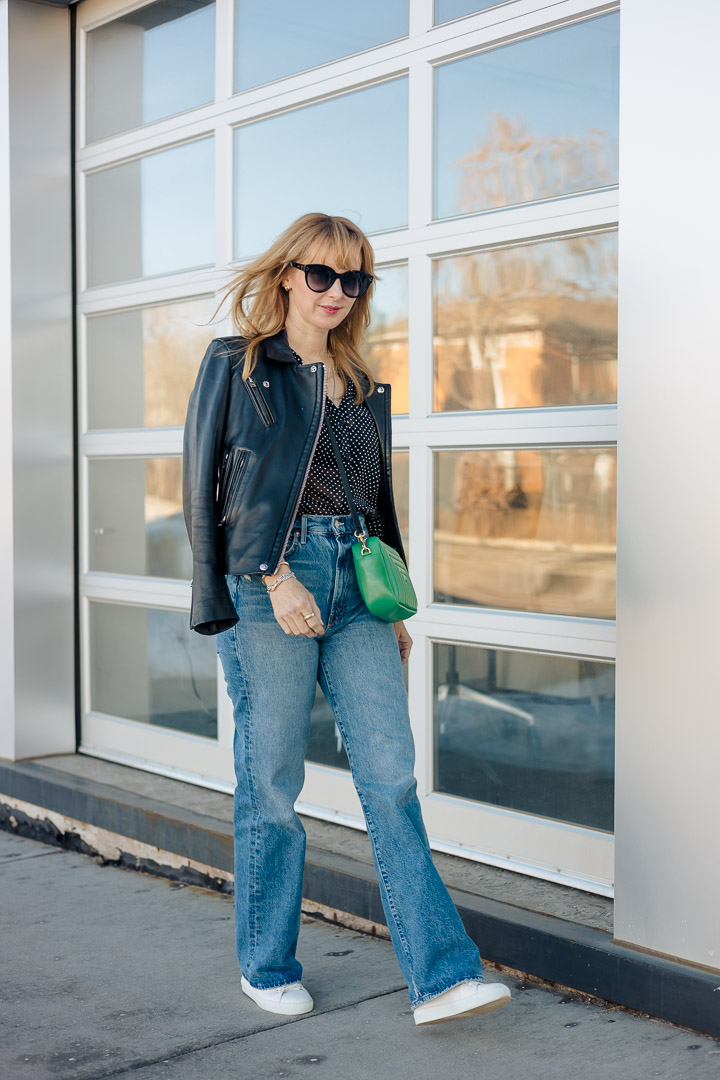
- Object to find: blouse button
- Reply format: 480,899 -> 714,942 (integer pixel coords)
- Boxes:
310,365 -> 317,372
259,563 -> 268,571
377,386 -> 385,393
262,380 -> 270,387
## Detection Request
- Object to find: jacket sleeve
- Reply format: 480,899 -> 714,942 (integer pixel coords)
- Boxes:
182,338 -> 239,636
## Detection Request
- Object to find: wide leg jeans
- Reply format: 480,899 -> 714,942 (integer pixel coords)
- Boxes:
215,513 -> 485,1009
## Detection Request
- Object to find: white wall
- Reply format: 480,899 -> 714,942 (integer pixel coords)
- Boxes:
615,0 -> 720,970
0,0 -> 75,759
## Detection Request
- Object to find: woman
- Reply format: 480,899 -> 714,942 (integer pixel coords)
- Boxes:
182,212 -> 511,1026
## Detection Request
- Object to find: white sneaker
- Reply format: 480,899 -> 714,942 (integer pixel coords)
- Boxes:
240,974 -> 314,1016
413,979 -> 511,1025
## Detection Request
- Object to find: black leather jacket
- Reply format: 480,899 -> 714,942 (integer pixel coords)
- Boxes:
182,326 -> 408,635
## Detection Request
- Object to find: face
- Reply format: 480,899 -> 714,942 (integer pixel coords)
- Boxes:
282,248 -> 361,330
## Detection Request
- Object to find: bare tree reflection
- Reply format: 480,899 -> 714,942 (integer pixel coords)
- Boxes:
435,113 -> 618,414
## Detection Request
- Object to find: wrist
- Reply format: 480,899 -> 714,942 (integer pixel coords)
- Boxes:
261,561 -> 290,586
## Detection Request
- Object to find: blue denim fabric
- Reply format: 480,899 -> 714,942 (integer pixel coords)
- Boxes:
216,512 -> 485,1009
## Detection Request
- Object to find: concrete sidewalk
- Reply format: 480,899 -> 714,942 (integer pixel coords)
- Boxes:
2,831 -> 719,1080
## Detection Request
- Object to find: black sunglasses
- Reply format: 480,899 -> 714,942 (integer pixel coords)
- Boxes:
290,261 -> 373,298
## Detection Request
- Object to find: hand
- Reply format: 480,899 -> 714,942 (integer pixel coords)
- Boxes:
267,574 -> 325,637
394,620 -> 413,665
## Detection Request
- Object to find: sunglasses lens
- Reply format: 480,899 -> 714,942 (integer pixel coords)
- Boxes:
306,265 -> 335,292
342,272 -> 366,298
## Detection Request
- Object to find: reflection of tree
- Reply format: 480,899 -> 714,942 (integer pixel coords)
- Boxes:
435,113 -> 618,414
143,300 -> 215,505
363,276 -> 409,413
453,112 -> 615,213
144,301 -> 215,428
435,233 -> 618,413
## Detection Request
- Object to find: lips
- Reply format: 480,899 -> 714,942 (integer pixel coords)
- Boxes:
321,305 -> 340,314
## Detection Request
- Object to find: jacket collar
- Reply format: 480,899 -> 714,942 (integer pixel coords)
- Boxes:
262,326 -> 297,363
263,326 -> 373,394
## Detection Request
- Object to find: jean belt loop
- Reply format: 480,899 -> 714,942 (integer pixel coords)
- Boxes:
300,514 -> 308,545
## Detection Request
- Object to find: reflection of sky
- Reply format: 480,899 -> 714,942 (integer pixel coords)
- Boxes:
370,264 -> 408,330
435,0 -> 501,23
143,4 -> 215,124
234,0 -> 408,91
435,12 -> 619,215
141,138 -> 215,276
234,78 -> 408,258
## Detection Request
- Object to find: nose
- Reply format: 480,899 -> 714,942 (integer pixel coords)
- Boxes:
324,276 -> 344,301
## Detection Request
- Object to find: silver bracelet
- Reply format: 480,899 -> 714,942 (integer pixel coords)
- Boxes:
265,570 -> 295,593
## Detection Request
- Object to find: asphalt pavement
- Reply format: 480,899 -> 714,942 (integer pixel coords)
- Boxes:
2,829 -> 719,1080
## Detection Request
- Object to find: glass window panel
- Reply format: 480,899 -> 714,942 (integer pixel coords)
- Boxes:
434,233 -> 618,412
434,643 -> 614,830
90,602 -> 217,738
86,138 -> 214,287
87,0 -> 215,143
234,79 -> 408,258
434,13 -> 619,218
435,1 -> 504,23
234,0 -> 408,92
363,264 -> 408,415
306,450 -> 409,770
89,457 -> 190,580
87,300 -> 217,430
392,450 -> 409,564
434,447 -> 616,618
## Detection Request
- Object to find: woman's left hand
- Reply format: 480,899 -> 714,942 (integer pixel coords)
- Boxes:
393,620 -> 413,665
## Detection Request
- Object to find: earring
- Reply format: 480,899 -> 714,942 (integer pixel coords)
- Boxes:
283,284 -> 289,291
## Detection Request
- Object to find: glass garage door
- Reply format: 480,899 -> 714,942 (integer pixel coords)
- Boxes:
76,0 -> 618,893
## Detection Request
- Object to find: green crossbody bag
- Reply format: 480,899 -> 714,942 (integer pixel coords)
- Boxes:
324,414 -> 417,623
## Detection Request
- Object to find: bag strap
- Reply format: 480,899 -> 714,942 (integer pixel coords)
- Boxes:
323,415 -> 368,542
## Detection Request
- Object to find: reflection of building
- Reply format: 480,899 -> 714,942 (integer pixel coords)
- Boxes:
1,0 -> 718,1036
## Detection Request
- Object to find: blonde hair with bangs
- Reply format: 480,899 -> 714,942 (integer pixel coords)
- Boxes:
208,212 -> 380,404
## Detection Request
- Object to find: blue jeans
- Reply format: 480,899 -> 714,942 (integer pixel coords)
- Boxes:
216,513 -> 485,1009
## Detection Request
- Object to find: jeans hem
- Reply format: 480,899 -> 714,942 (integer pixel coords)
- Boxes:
241,972 -> 303,990
410,975 -> 485,1010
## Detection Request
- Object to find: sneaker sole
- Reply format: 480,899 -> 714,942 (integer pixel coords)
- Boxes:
414,988 -> 511,1025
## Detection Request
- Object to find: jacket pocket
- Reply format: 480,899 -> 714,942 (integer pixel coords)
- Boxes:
244,376 -> 276,427
218,448 -> 249,525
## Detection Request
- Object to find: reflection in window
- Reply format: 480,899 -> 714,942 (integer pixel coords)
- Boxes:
364,264 -> 408,414
434,12 -> 619,218
87,299 -> 216,430
90,602 -> 217,739
434,642 -> 615,830
234,0 -> 408,92
392,451 -> 410,563
86,0 -> 215,143
86,138 -> 214,286
89,457 -> 190,580
434,232 -> 618,411
435,1 -> 503,23
306,451 -> 409,770
434,447 -> 616,618
234,79 -> 408,258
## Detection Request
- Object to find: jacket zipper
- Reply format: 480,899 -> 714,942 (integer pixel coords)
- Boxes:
216,449 -> 231,517
272,363 -> 327,573
218,449 -> 249,525
245,377 -> 275,426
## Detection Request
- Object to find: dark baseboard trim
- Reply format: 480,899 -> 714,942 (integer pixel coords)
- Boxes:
2,758 -> 718,1039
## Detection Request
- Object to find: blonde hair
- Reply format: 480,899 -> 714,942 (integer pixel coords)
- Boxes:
208,212 -> 380,403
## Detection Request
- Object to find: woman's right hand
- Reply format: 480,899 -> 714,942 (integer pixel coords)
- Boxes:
267,575 -> 325,637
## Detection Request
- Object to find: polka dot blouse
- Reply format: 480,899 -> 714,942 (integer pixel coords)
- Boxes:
290,348 -> 387,541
